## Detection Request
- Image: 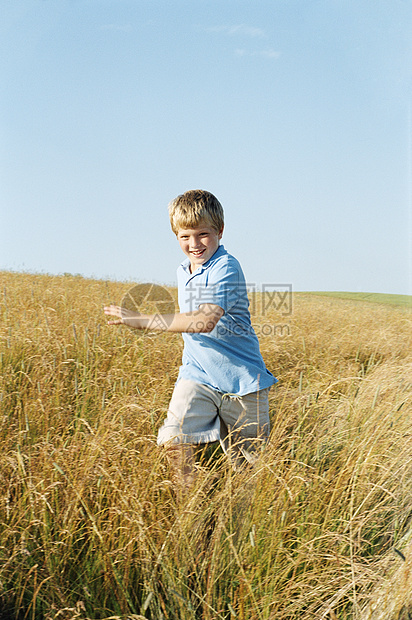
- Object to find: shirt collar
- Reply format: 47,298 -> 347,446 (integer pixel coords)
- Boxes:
181,244 -> 227,275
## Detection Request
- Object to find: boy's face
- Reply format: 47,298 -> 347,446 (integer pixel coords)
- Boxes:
177,223 -> 223,273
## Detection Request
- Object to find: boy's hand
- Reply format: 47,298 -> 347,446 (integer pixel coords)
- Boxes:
104,305 -> 138,325
103,303 -> 223,332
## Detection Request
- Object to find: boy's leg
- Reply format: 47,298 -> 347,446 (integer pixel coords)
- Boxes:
165,444 -> 196,496
219,388 -> 270,469
157,380 -> 221,494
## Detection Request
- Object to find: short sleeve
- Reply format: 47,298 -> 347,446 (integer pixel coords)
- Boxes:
193,261 -> 245,313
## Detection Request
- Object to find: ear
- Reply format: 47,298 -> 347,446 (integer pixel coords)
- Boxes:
218,225 -> 224,239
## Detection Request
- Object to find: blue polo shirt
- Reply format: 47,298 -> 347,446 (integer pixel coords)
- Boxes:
176,244 -> 276,395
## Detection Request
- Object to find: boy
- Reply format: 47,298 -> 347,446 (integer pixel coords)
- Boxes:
104,190 -> 276,488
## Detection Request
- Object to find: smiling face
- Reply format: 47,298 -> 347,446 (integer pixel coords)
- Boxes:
177,222 -> 223,273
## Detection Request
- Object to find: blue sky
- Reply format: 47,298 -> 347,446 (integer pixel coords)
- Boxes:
1,0 -> 411,294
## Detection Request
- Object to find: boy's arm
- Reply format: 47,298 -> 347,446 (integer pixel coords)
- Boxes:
104,303 -> 224,333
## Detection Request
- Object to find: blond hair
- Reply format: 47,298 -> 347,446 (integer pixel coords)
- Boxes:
168,189 -> 224,235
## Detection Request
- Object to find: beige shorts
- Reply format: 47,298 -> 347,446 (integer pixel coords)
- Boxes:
157,379 -> 270,459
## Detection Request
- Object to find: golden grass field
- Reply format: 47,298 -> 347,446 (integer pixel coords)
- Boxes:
0,270 -> 411,620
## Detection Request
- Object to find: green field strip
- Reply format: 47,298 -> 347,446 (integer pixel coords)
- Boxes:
297,291 -> 412,308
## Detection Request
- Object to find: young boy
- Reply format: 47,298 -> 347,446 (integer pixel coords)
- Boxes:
104,190 -> 276,487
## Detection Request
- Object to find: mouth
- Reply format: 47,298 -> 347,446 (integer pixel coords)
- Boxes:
190,249 -> 206,258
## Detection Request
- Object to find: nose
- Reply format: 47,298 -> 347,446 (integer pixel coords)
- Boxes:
190,236 -> 202,249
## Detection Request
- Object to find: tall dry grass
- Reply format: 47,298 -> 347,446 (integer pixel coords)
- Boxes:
0,271 -> 411,620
